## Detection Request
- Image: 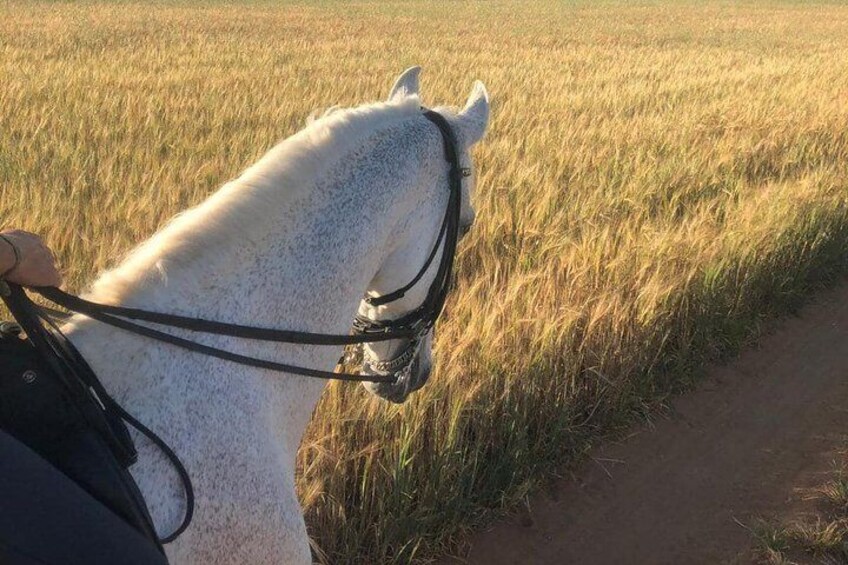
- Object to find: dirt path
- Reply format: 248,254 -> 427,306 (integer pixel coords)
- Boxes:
447,281 -> 848,565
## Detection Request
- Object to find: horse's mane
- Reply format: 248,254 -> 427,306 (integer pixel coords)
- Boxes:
86,95 -> 422,304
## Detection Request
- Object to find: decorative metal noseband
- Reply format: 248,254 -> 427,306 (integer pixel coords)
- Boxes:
359,328 -> 430,404
363,340 -> 420,374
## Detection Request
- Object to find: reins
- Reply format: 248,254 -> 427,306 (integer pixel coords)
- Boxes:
0,281 -> 194,544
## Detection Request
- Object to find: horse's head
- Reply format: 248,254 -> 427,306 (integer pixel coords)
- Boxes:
356,67 -> 489,403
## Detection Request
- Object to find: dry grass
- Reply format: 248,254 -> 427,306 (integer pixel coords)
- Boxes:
3,1 -> 848,562
753,461 -> 848,564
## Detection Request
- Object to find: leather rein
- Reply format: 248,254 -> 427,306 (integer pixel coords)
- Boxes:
23,108 -> 466,385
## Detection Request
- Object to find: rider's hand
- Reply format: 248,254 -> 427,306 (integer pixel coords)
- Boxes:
0,229 -> 63,287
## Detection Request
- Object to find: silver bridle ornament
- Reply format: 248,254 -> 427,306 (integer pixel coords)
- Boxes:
355,324 -> 431,404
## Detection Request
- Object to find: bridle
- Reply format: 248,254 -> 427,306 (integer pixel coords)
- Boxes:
23,108 -> 468,386
0,107 -> 470,544
351,108 -> 469,387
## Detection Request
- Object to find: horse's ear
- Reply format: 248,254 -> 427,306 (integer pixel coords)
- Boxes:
455,81 -> 490,147
388,66 -> 421,101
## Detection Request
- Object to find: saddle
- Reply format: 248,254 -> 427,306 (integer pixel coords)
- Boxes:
0,282 -> 167,564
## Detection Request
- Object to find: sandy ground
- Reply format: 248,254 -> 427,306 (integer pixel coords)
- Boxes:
446,280 -> 848,565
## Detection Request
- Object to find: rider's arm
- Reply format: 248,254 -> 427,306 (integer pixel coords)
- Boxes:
0,230 -> 63,287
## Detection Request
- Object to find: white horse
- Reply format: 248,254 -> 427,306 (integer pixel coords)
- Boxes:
63,67 -> 489,563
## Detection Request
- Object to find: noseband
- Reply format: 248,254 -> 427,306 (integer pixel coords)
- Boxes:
18,108 -> 467,385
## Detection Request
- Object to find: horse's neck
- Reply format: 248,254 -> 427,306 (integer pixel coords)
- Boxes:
62,140 -> 418,535
68,174 -> 386,438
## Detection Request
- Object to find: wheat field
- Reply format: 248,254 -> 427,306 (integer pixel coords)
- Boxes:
3,1 -> 848,562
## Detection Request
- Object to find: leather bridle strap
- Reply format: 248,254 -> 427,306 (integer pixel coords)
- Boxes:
353,109 -> 462,334
23,108 -> 464,384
